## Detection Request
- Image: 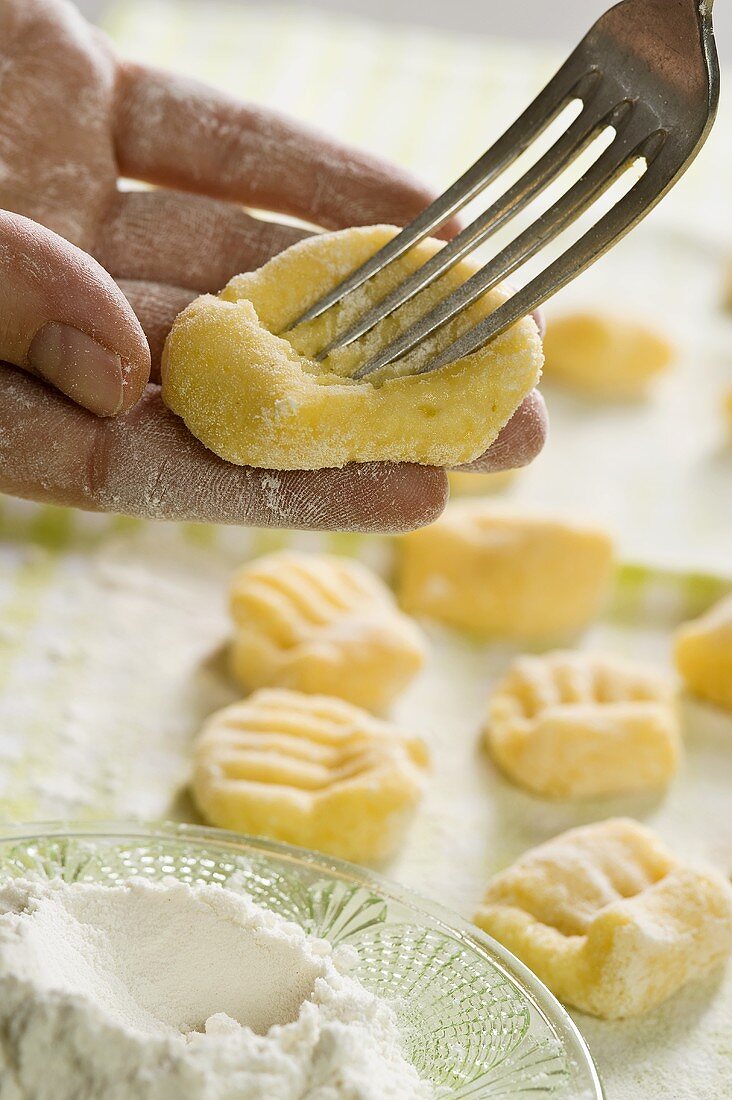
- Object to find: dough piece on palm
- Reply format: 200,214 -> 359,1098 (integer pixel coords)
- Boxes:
192,689 -> 429,863
674,595 -> 732,712
229,551 -> 426,712
485,651 -> 680,798
398,503 -> 614,639
543,313 -> 673,398
474,819 -> 732,1019
160,225 -> 542,470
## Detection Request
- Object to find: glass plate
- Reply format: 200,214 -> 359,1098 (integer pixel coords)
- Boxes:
0,821 -> 603,1099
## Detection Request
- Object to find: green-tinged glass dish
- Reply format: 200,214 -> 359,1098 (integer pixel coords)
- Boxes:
0,821 -> 603,1099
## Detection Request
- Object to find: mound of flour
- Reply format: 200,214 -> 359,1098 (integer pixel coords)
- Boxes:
0,876 -> 433,1100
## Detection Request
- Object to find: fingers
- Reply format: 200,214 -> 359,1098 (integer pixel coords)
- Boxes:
0,211 -> 149,415
97,190 -> 311,294
452,390 -> 548,473
114,62 -> 457,237
0,366 -> 448,531
117,279 -> 197,378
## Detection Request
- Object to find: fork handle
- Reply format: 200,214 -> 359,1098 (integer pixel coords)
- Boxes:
602,0 -> 714,98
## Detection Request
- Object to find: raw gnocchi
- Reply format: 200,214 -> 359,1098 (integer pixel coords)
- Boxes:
191,688 -> 430,863
398,503 -> 614,639
543,313 -> 674,399
447,470 -> 518,496
484,651 -> 680,798
161,225 -> 542,470
474,818 -> 732,1019
228,551 -> 426,712
674,595 -> 732,712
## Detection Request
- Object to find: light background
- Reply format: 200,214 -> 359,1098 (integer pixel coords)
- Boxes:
77,0 -> 731,61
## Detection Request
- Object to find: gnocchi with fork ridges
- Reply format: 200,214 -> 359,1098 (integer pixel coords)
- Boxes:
191,688 -> 430,864
229,551 -> 426,712
485,651 -> 680,798
475,818 -> 732,1019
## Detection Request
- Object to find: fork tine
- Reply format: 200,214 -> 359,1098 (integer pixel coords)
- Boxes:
418,131 -> 679,374
352,112 -> 652,380
280,64 -> 599,334
316,96 -> 633,362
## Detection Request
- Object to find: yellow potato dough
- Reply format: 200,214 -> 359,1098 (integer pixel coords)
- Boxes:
398,502 -> 614,639
160,225 -> 543,469
229,551 -> 426,712
474,818 -> 732,1019
675,595 -> 732,712
191,688 -> 430,864
485,651 -> 680,798
543,312 -> 674,399
448,469 -> 518,496
724,389 -> 732,440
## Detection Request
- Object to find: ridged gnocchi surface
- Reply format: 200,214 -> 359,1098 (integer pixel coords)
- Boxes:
229,551 -> 426,712
191,688 -> 430,863
398,503 -> 614,639
485,651 -> 680,798
675,595 -> 732,712
474,819 -> 732,1019
543,313 -> 674,399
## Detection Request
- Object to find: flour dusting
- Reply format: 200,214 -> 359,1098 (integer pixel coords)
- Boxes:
0,876 -> 433,1100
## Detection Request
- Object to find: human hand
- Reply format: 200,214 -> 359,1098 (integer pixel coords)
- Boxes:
0,0 -> 546,531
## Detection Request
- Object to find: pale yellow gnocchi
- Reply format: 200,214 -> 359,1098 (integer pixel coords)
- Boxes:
484,651 -> 680,798
474,818 -> 732,1019
674,595 -> 732,712
228,551 -> 426,713
448,470 -> 518,497
191,688 -> 430,863
398,503 -> 614,639
161,225 -> 542,470
543,312 -> 674,399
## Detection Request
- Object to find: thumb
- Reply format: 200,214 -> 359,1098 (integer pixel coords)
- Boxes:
0,210 -> 150,415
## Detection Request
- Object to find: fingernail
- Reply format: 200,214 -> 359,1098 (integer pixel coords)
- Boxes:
28,322 -> 124,416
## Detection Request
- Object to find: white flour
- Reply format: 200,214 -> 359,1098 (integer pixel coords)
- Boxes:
0,877 -> 433,1100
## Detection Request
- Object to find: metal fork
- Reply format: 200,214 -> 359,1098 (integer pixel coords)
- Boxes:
283,0 -> 718,379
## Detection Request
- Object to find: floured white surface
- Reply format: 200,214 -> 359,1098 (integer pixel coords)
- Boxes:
0,523 -> 730,1097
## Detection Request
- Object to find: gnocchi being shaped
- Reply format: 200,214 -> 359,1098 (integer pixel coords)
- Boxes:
398,503 -> 614,639
191,689 -> 430,864
160,225 -> 543,470
474,819 -> 732,1019
229,551 -> 426,712
485,651 -> 680,798
674,595 -> 732,712
542,313 -> 674,399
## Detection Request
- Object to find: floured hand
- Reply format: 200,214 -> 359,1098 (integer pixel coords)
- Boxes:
0,0 -> 546,530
